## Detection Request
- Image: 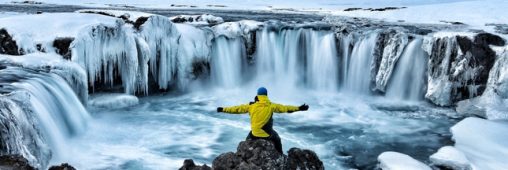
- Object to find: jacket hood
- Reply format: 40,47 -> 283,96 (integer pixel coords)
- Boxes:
256,95 -> 270,103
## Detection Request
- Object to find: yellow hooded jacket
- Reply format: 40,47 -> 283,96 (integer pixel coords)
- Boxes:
222,95 -> 300,137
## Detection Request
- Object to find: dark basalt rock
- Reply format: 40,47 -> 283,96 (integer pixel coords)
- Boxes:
0,29 -> 20,55
207,139 -> 323,170
0,155 -> 35,170
286,148 -> 324,170
428,32 -> 505,105
179,159 -> 212,170
474,32 -> 505,46
344,8 -> 362,11
133,16 -> 149,30
53,37 -> 74,60
367,7 -> 406,11
48,163 -> 76,170
79,10 -> 115,17
450,33 -> 504,102
191,59 -> 210,79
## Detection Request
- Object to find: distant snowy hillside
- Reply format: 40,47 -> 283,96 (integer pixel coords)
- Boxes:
0,0 -> 494,9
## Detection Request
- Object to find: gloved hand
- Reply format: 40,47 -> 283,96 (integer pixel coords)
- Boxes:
217,107 -> 224,112
299,104 -> 309,111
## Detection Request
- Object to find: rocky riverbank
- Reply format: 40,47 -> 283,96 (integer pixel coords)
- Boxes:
0,155 -> 76,170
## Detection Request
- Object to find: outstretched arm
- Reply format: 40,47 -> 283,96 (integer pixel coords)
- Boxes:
217,104 -> 250,114
272,103 -> 309,113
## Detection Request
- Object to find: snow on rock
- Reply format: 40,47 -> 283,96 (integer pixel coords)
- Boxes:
76,9 -> 153,22
170,14 -> 224,26
212,20 -> 262,38
89,93 -> 139,109
451,117 -> 508,170
212,20 -> 262,56
429,146 -> 471,170
374,30 -> 408,92
377,151 -> 432,170
0,13 -> 118,55
424,32 -> 505,106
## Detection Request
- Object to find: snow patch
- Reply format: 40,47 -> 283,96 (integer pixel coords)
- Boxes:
76,9 -> 153,21
429,146 -> 471,170
0,13 -> 118,54
213,20 -> 262,38
378,151 -> 432,170
170,14 -> 224,26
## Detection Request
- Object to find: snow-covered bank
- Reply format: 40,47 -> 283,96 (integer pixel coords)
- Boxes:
451,117 -> 508,170
329,0 -> 508,33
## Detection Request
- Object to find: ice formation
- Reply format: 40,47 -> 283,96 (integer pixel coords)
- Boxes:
0,53 -> 90,168
89,93 -> 139,109
71,19 -> 141,94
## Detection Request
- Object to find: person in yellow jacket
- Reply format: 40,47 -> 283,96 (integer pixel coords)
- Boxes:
216,87 -> 309,153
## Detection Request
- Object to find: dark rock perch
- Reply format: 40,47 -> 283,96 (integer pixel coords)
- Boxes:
181,139 -> 324,170
48,163 -> 77,170
0,155 -> 35,170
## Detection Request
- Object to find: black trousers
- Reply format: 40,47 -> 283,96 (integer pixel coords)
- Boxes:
246,130 -> 283,154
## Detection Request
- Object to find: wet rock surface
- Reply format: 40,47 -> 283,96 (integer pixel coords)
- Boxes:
52,37 -> 74,60
48,163 -> 76,170
0,29 -> 20,55
0,155 -> 35,170
182,139 -> 323,170
179,159 -> 212,170
426,33 -> 505,106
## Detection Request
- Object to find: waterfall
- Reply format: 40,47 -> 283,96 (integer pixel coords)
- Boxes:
0,67 -> 90,167
211,36 -> 246,87
342,32 -> 379,93
386,38 -> 429,101
246,27 -> 338,91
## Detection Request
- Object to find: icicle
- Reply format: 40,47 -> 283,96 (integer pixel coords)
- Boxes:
140,15 -> 213,90
71,19 -> 139,94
